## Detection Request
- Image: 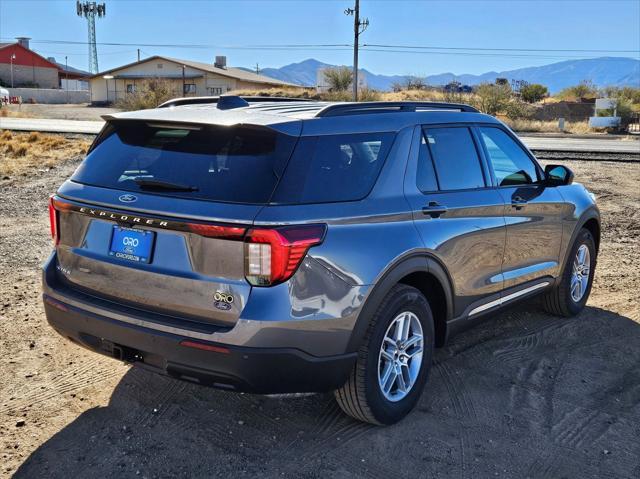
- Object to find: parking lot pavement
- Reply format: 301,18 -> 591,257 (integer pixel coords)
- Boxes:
520,135 -> 640,153
0,117 -> 104,135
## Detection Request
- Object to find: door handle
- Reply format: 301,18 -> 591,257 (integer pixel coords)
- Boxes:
422,201 -> 448,218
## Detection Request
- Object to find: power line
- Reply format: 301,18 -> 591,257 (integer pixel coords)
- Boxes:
2,38 -> 636,62
38,49 -> 136,57
2,37 -> 635,55
363,43 -> 640,54
0,38 -> 352,49
360,48 -> 639,60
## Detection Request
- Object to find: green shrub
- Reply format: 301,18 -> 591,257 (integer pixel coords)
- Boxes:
520,83 -> 549,103
322,67 -> 353,92
472,83 -> 512,115
503,100 -> 536,120
115,78 -> 177,111
556,80 -> 598,101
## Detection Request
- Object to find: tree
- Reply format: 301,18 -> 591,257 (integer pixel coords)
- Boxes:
557,80 -> 598,101
520,83 -> 549,103
115,78 -> 176,111
473,83 -> 512,115
404,76 -> 428,90
323,67 -> 353,92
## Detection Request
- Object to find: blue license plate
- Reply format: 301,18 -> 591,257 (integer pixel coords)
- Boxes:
109,226 -> 155,263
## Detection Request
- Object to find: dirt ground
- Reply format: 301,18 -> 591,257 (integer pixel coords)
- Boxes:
3,104 -> 120,122
0,155 -> 639,478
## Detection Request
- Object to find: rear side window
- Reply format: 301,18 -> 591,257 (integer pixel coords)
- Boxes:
72,122 -> 297,204
479,127 -> 540,186
423,127 -> 485,191
272,132 -> 395,204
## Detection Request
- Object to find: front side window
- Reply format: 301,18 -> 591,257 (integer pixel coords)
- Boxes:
479,127 -> 540,186
273,132 -> 395,204
423,127 -> 485,191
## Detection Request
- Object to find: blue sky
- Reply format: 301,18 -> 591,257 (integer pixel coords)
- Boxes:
1,0 -> 639,75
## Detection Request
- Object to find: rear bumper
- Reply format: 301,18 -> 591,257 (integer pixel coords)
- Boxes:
42,254 -> 356,394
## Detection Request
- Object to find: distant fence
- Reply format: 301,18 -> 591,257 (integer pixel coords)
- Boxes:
5,88 -> 90,104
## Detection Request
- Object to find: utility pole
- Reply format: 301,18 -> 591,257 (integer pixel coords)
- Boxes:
255,63 -> 260,75
345,0 -> 369,101
182,65 -> 186,96
10,53 -> 16,88
65,55 -> 69,103
137,49 -> 140,62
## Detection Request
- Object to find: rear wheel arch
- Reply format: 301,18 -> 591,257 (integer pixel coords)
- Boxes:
347,254 -> 453,352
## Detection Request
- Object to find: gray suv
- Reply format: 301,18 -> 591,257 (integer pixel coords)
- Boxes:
43,97 -> 600,425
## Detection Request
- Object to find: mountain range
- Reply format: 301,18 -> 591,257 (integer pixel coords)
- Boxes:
254,57 -> 639,93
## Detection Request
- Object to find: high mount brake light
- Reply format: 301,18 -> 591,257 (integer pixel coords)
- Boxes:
244,224 -> 326,286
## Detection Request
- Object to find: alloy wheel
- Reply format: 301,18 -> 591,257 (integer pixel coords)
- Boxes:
570,244 -> 591,302
377,311 -> 424,402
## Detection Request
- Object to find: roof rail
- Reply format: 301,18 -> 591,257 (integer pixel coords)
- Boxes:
316,101 -> 479,117
158,95 -> 313,108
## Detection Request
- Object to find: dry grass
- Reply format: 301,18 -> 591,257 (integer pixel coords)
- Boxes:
0,130 -> 91,177
504,119 -> 593,134
230,87 -> 320,99
0,107 -> 33,118
230,87 -> 450,103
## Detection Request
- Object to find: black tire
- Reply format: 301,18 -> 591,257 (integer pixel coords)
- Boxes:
334,284 -> 435,425
543,228 -> 596,317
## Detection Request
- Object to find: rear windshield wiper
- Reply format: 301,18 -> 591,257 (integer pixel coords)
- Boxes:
134,178 -> 199,192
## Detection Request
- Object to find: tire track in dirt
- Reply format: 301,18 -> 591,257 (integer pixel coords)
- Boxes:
0,358 -> 124,415
436,362 -> 478,420
132,377 -> 187,428
488,320 -> 574,366
234,393 -> 301,429
551,407 -> 614,449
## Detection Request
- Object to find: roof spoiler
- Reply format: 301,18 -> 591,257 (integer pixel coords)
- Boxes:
158,95 -> 313,109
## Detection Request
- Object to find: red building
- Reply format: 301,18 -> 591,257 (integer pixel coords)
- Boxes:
0,37 -> 89,89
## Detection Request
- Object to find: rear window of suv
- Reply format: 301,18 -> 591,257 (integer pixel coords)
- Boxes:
272,132 -> 395,204
72,122 -> 298,204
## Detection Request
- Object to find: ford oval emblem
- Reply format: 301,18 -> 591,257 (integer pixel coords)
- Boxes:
119,194 -> 138,203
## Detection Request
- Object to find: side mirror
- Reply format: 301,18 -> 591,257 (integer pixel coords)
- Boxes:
544,164 -> 574,186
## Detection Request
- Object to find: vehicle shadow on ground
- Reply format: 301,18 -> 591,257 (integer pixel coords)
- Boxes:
14,304 -> 640,479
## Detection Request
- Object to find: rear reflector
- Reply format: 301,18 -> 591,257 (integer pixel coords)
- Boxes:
43,295 -> 68,312
179,340 -> 230,354
244,224 -> 326,286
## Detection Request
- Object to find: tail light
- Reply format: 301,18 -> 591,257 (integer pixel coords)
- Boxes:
186,223 -> 246,240
48,196 -> 59,245
48,196 -> 72,245
244,224 -> 326,286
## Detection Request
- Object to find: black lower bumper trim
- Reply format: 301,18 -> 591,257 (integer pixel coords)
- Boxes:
44,294 -> 356,394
